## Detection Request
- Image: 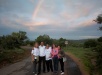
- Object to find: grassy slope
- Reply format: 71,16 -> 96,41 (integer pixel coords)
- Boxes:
63,46 -> 96,75
0,47 -> 31,68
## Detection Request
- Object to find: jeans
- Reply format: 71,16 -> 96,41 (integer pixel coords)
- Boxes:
53,57 -> 59,72
33,59 -> 37,74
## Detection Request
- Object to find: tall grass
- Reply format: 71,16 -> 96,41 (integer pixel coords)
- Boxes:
0,48 -> 25,63
63,46 -> 96,75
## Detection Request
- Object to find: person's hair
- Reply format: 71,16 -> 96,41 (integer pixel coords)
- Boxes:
58,45 -> 61,50
46,44 -> 49,46
55,44 -> 58,47
46,44 -> 49,48
40,41 -> 45,45
41,41 -> 44,43
52,44 -> 58,49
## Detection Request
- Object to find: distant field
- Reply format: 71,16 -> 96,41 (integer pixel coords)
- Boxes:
63,46 -> 96,75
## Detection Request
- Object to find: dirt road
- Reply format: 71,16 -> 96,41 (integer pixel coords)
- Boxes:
0,48 -> 82,75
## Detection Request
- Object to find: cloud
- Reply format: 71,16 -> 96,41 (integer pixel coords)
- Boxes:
30,0 -> 101,31
0,0 -> 102,39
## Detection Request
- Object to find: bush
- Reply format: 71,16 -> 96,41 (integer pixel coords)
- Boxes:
58,38 -> 66,47
0,31 -> 27,50
35,35 -> 52,45
0,48 -> 25,63
95,44 -> 102,74
97,36 -> 102,42
84,39 -> 98,48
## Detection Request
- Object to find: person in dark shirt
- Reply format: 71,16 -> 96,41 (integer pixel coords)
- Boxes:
58,46 -> 65,75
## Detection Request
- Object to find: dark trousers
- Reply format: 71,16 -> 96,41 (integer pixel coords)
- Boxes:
33,59 -> 37,74
53,57 -> 59,72
59,58 -> 64,72
38,56 -> 46,73
46,59 -> 53,72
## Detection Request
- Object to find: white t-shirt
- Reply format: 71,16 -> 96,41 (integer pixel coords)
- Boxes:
49,47 -> 52,50
39,45 -> 45,56
31,47 -> 39,59
45,48 -> 52,60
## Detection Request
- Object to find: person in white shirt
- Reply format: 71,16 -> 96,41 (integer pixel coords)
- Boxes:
31,42 -> 39,75
38,42 -> 46,74
45,44 -> 53,72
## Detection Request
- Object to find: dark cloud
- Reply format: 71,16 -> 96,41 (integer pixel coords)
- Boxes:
0,0 -> 102,40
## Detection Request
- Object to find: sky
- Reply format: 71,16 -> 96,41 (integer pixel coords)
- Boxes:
0,0 -> 102,40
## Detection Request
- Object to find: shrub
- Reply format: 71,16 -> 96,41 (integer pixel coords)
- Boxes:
95,44 -> 102,74
84,39 -> 97,48
97,36 -> 102,42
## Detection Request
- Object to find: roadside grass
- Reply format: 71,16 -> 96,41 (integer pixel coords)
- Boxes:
63,46 -> 96,75
0,47 -> 31,68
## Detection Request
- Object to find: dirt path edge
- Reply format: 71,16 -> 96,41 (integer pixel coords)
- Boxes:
65,52 -> 90,75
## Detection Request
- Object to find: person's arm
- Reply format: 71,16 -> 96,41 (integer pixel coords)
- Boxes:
58,51 -> 61,57
31,54 -> 34,62
31,50 -> 35,62
61,50 -> 65,57
38,49 -> 40,56
51,49 -> 54,57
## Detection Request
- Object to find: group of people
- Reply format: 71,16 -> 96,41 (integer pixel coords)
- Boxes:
31,42 -> 66,75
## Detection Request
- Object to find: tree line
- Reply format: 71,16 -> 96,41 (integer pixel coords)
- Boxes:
0,31 -> 27,50
83,14 -> 102,74
0,32 -> 67,50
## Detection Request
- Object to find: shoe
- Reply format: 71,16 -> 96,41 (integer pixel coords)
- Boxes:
35,74 -> 37,75
61,72 -> 64,75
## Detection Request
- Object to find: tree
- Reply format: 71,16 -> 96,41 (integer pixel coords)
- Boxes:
58,38 -> 66,47
93,14 -> 102,74
95,44 -> 102,74
12,31 -> 27,45
97,37 -> 102,42
52,39 -> 59,45
84,39 -> 97,48
35,34 -> 52,45
0,31 -> 27,50
94,14 -> 102,30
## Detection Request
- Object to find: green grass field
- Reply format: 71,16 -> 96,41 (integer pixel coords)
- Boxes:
63,46 -> 96,75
